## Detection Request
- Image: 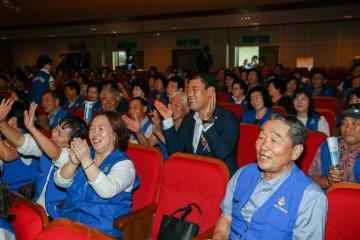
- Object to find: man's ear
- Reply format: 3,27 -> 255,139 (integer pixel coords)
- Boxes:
291,144 -> 304,161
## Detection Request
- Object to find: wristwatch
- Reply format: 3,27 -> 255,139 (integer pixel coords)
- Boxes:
202,116 -> 215,124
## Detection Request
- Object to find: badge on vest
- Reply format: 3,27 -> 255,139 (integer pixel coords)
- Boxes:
103,164 -> 110,173
273,196 -> 288,214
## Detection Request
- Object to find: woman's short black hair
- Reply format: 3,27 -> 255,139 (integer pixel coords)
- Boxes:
59,115 -> 88,143
247,85 -> 273,110
232,80 -> 248,95
267,78 -> 286,94
0,184 -> 15,223
131,79 -> 150,98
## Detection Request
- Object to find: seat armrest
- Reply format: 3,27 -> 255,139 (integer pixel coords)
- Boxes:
192,227 -> 214,240
114,203 -> 157,231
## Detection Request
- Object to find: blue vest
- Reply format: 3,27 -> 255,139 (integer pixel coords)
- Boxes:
2,156 -> 38,193
63,96 -> 84,113
34,154 -> 67,218
305,113 -> 321,131
230,164 -> 312,240
0,218 -> 15,239
60,148 -> 140,238
31,70 -> 51,104
320,139 -> 360,183
49,108 -> 69,129
242,108 -> 278,126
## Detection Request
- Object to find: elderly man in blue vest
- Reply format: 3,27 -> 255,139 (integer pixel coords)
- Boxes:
211,115 -> 327,240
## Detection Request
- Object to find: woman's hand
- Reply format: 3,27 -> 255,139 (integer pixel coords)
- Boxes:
71,138 -> 91,163
69,149 -> 80,166
24,102 -> 38,131
0,98 -> 14,123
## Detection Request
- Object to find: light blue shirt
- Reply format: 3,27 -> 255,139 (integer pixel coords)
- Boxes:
221,164 -> 328,240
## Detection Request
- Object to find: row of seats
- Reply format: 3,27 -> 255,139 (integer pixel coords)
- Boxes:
9,144 -> 360,240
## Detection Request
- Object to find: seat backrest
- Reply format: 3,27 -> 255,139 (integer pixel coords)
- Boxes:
126,143 -> 163,210
237,123 -> 260,168
152,153 -> 229,239
316,108 -> 336,136
326,187 -> 360,240
9,193 -> 49,240
35,218 -> 115,240
271,105 -> 286,115
312,96 -> 339,115
219,103 -> 243,119
217,92 -> 230,103
297,130 -> 327,174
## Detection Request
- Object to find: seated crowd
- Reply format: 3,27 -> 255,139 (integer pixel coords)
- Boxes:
0,54 -> 359,239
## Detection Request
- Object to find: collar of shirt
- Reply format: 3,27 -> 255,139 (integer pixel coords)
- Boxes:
140,116 -> 149,128
40,68 -> 50,75
259,163 -> 296,188
232,95 -> 245,104
339,138 -> 360,154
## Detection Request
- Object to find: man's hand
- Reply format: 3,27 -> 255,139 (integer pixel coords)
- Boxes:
328,167 -> 344,186
0,98 -> 14,123
200,91 -> 216,123
122,114 -> 141,134
154,100 -> 173,120
152,110 -> 163,136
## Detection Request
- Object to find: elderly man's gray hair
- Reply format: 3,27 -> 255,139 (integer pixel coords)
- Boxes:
169,91 -> 189,108
266,114 -> 307,146
100,88 -> 121,104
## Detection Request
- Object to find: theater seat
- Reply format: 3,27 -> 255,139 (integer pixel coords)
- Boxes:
326,183 -> 360,240
219,103 -> 243,119
313,96 -> 339,115
9,193 -> 49,240
316,108 -> 336,136
297,130 -> 327,174
271,105 -> 286,115
35,218 -> 114,240
115,144 -> 163,240
217,92 -> 230,103
238,123 -> 260,168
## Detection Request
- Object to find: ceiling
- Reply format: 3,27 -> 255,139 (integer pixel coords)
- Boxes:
0,0 -> 359,39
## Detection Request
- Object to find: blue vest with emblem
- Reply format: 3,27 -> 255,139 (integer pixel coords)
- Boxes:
305,113 -> 321,131
60,148 -> 140,238
34,154 -> 67,218
0,218 -> 15,239
320,139 -> 360,183
63,96 -> 84,113
50,108 -> 69,129
2,156 -> 38,193
31,70 -> 51,104
230,163 -> 312,240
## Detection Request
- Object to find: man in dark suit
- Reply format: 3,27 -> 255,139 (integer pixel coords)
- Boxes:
155,74 -> 239,175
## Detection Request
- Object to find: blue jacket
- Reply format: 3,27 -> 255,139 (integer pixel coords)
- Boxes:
305,85 -> 336,97
2,156 -> 38,193
35,154 -> 67,218
230,164 -> 312,240
49,108 -> 69,129
319,139 -> 360,183
60,148 -> 140,238
31,69 -> 52,104
63,96 -> 84,113
241,108 -> 278,126
305,113 -> 321,131
163,106 -> 239,175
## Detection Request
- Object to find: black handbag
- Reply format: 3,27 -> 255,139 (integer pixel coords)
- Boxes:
157,203 -> 202,240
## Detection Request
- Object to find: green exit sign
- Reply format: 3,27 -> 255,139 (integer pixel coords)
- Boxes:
241,35 -> 271,44
69,44 -> 86,51
117,42 -> 137,49
176,38 -> 201,47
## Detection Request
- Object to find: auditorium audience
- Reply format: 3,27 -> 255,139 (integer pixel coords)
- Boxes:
229,80 -> 248,110
86,83 -> 102,112
246,69 -> 261,90
39,90 -> 68,130
284,76 -> 300,97
100,87 -> 128,114
54,112 -> 139,238
305,70 -> 336,97
267,78 -> 293,112
63,81 -> 85,113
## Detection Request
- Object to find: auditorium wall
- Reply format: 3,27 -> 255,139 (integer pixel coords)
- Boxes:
11,19 -> 360,71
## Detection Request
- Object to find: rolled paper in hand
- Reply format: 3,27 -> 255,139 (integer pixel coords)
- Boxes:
84,101 -> 93,121
326,137 -> 340,170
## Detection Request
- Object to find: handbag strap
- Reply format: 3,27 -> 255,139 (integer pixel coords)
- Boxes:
169,203 -> 203,225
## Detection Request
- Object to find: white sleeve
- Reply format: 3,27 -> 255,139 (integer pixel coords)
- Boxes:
54,168 -> 74,188
162,118 -> 174,130
16,133 -> 42,157
53,148 -> 70,168
318,116 -> 330,137
88,160 -> 136,199
144,123 -> 153,138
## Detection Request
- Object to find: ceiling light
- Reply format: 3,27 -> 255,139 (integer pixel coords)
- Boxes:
49,34 -> 55,37
1,37 -> 7,40
251,22 -> 260,26
112,31 -> 117,34
90,26 -> 97,31
343,15 -> 353,19
241,16 -> 251,20
170,26 -> 178,30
